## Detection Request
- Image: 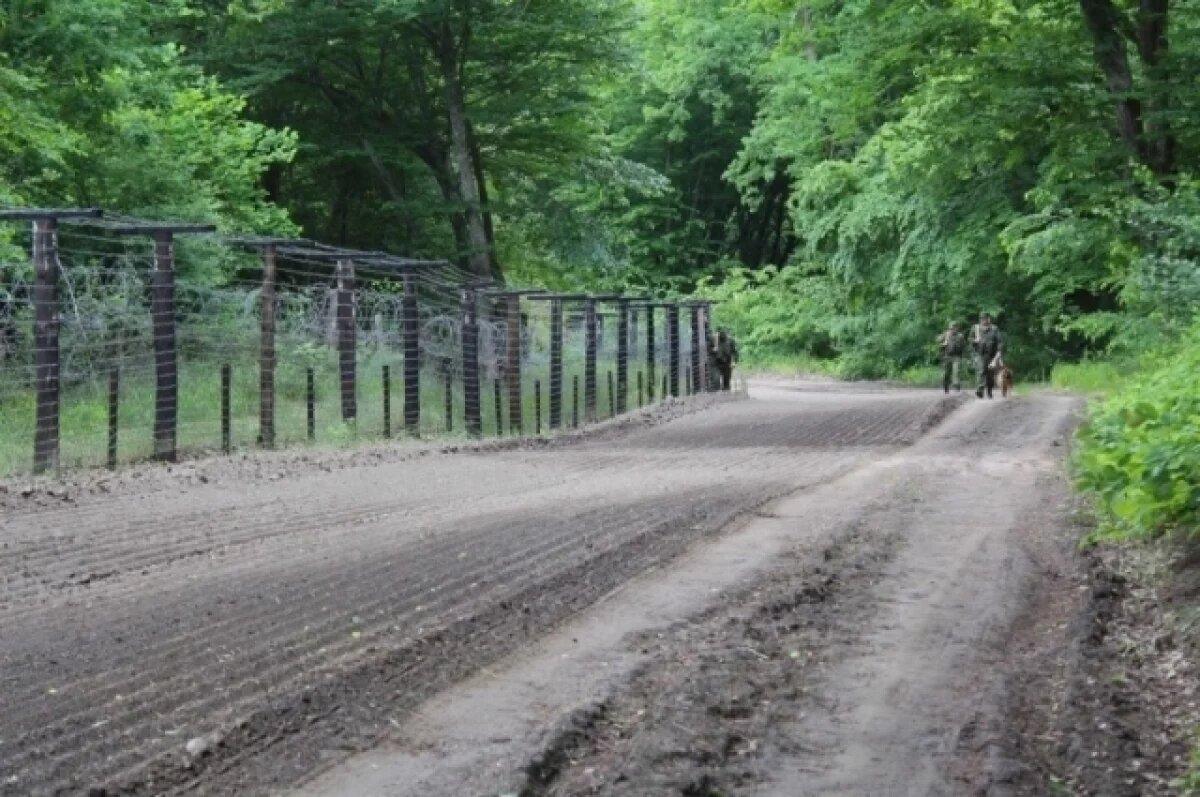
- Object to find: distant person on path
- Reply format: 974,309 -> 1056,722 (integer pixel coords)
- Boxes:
713,328 -> 738,391
937,321 -> 966,394
970,312 -> 1003,399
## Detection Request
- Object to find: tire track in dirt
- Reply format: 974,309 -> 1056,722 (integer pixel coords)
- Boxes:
503,394 -> 1081,797
0,389 -> 948,796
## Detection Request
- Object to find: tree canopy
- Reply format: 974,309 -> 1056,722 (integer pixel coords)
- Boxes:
2,0 -> 1197,372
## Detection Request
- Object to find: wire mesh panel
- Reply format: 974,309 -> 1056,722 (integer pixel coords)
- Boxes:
1,206 -> 688,478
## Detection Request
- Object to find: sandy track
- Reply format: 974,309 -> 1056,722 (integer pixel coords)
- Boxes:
0,385 -> 945,796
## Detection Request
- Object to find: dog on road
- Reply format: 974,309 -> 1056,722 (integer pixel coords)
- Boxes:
992,355 -> 1014,398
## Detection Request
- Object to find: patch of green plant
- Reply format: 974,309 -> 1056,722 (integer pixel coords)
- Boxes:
1049,360 -> 1131,396
1074,322 -> 1200,543
1172,739 -> 1200,796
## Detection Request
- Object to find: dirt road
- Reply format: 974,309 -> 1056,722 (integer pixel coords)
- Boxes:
0,380 -> 1079,796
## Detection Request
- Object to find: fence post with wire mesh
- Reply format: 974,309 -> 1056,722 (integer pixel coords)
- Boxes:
668,303 -> 681,398
335,258 -> 357,425
506,295 -> 522,435
402,274 -> 420,436
383,364 -> 392,439
584,298 -> 598,423
33,217 -> 61,473
461,287 -> 482,438
1,203 -> 696,479
644,304 -> 656,402
107,367 -> 119,469
616,299 -> 630,415
535,378 -> 542,435
527,294 -> 581,431
0,208 -> 101,473
107,219 -> 217,463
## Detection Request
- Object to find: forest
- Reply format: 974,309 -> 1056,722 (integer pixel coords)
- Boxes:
1,0 -> 1199,544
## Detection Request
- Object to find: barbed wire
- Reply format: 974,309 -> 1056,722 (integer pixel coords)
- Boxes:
0,214 -> 714,477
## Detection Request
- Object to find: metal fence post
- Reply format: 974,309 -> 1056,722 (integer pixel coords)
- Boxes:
383,364 -> 392,439
668,303 -> 681,398
535,378 -> 542,435
572,374 -> 580,427
616,299 -> 629,414
549,299 -> 563,429
221,363 -> 232,454
646,305 -> 656,402
585,298 -> 598,422
493,378 -> 503,436
260,244 -> 277,447
403,275 -> 420,436
306,367 -> 316,441
506,295 -> 522,435
31,217 -> 60,473
107,367 -> 119,470
151,232 -> 179,461
462,287 -> 481,437
336,258 -> 357,424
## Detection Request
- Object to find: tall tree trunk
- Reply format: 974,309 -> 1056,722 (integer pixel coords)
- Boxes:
467,119 -> 502,282
436,25 -> 495,281
1079,0 -> 1145,163
1137,0 -> 1175,175
431,164 -> 472,267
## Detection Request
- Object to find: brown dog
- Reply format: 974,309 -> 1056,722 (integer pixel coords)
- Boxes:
997,365 -> 1014,397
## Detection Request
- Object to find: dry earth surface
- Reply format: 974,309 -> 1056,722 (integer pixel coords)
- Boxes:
1,378 -> 1186,796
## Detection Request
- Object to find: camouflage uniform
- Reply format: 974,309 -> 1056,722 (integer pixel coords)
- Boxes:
971,322 -> 1003,398
938,326 -> 966,393
714,330 -> 738,391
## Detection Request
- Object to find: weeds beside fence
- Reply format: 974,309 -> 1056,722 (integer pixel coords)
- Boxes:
0,207 -> 716,479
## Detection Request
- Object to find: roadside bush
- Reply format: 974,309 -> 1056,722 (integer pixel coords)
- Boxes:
1075,322 -> 1200,541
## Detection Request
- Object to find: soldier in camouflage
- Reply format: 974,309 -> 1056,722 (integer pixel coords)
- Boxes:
713,328 -> 738,391
937,321 -> 966,394
970,312 -> 1003,399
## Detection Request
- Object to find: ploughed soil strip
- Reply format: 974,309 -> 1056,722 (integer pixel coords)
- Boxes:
0,386 -> 947,796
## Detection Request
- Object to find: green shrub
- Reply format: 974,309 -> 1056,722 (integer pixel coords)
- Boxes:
1075,323 -> 1200,541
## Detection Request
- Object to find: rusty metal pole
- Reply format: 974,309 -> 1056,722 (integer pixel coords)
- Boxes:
506,295 -> 522,435
402,275 -> 420,436
31,218 -> 60,473
151,232 -> 179,461
107,367 -> 119,470
645,306 -> 656,402
259,244 -> 277,447
616,299 -> 629,415
461,287 -> 481,437
668,303 -> 681,398
535,378 -> 543,435
690,305 -> 702,396
221,363 -> 232,454
584,298 -> 598,422
549,299 -> 563,429
336,258 -> 357,424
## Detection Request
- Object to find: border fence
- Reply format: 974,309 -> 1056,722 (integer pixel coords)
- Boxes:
0,207 -> 715,478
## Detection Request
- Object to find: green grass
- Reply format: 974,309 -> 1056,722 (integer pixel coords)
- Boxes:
1048,360 -> 1131,396
0,351 -> 664,479
738,352 -> 841,378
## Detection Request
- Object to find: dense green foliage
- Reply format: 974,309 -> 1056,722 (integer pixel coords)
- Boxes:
5,1 -> 1197,364
1075,321 -> 1200,541
0,0 -> 295,231
2,0 -> 1198,375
